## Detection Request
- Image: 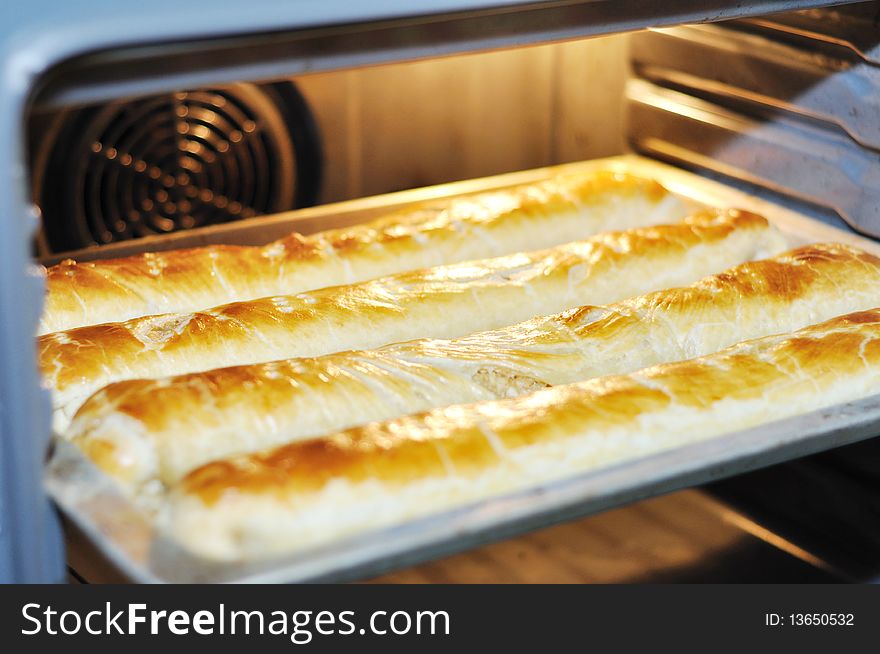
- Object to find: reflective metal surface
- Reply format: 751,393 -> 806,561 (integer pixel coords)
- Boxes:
628,80 -> 880,236
629,5 -> 880,238
367,490 -> 841,583
29,2 -> 844,111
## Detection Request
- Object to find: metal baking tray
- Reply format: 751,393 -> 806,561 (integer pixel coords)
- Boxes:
46,155 -> 880,583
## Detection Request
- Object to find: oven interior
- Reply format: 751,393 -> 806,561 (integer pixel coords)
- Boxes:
4,0 -> 880,582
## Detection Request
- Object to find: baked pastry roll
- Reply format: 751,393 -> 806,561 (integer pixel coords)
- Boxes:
41,210 -> 783,433
70,243 -> 880,491
39,172 -> 686,334
164,308 -> 880,561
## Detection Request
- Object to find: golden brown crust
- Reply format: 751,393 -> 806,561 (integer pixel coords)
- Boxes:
43,210 -> 783,434
179,307 -> 880,506
160,309 -> 880,560
70,243 -> 880,489
40,172 -> 682,334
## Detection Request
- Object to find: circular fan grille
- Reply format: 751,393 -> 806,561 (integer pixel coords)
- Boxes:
36,83 -> 312,251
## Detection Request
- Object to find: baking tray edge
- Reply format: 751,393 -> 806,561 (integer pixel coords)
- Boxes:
46,155 -> 880,582
42,154 -> 880,264
47,393 -> 880,583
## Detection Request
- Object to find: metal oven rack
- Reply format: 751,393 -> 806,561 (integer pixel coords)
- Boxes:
0,0 -> 858,582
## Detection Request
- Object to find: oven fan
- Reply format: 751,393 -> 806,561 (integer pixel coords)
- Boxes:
32,82 -> 322,252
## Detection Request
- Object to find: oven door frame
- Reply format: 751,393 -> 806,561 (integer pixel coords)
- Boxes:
0,0 -> 849,582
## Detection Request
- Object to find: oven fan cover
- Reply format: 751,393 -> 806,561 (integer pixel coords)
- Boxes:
33,82 -> 321,252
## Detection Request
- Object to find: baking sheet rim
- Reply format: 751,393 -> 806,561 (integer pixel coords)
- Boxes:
46,154 -> 880,583
48,392 -> 880,583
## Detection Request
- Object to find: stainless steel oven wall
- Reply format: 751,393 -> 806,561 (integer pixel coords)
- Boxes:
628,1 -> 880,237
294,38 -> 629,205
29,37 -> 632,249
